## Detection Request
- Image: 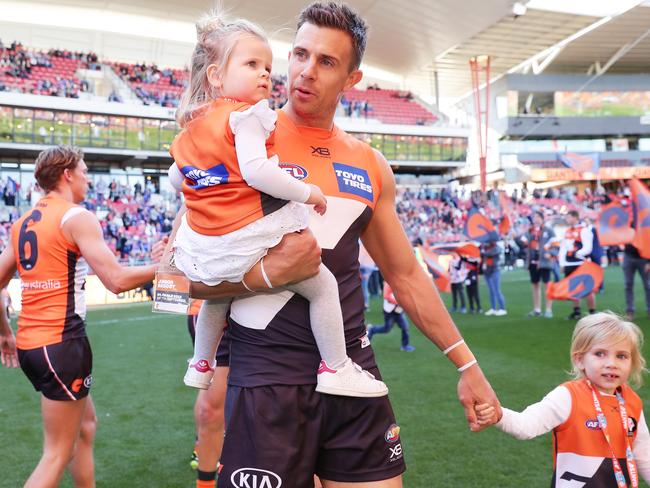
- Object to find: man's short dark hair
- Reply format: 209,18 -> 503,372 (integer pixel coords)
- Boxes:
567,210 -> 580,219
297,2 -> 368,71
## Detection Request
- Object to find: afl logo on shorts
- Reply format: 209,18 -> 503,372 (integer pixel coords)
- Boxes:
84,375 -> 93,388
385,423 -> 401,443
231,468 -> 282,488
585,419 -> 600,430
279,163 -> 308,181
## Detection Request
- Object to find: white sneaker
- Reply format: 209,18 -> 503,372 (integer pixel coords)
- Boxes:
316,359 -> 388,398
484,309 -> 496,316
495,309 -> 508,316
183,359 -> 215,389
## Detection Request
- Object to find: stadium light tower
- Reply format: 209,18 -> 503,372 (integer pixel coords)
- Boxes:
469,55 -> 491,192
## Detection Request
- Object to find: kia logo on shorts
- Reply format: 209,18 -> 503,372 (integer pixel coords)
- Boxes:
231,468 -> 282,488
279,163 -> 308,180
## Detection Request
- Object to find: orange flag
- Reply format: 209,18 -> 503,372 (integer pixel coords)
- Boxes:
630,178 -> 650,259
431,242 -> 481,259
418,246 -> 451,293
547,262 -> 603,301
596,201 -> 634,247
464,207 -> 498,242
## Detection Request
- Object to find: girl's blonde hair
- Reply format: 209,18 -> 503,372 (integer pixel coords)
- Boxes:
176,11 -> 268,127
570,311 -> 647,388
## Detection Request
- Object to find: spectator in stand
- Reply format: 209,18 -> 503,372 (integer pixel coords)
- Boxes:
623,243 -> 650,321
367,282 -> 415,352
449,253 -> 467,313
481,241 -> 506,316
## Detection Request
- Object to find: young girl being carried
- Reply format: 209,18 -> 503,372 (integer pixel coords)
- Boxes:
478,312 -> 650,486
168,13 -> 387,397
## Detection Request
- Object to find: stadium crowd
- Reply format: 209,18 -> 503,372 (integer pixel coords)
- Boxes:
0,171 -> 642,321
0,176 -> 179,266
0,39 -> 97,98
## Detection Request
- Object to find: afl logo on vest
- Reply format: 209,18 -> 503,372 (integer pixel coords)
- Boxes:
279,163 -> 308,180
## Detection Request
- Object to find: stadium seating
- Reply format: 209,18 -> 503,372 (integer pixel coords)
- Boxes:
2,40 -> 438,125
0,43 -> 92,97
111,62 -> 187,107
519,158 -> 635,169
342,88 -> 437,125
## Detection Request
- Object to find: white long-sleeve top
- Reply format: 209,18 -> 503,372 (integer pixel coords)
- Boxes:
559,225 -> 593,267
497,385 -> 650,484
169,100 -> 311,204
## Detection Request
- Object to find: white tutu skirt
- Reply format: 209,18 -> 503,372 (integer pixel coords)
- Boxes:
174,201 -> 309,286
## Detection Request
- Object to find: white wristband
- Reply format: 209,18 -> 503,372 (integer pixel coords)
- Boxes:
457,359 -> 477,372
260,257 -> 273,289
241,277 -> 253,292
443,339 -> 465,355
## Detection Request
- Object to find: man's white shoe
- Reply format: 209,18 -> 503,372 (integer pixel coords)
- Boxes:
316,359 -> 388,397
495,309 -> 508,316
183,359 -> 215,389
484,309 -> 496,316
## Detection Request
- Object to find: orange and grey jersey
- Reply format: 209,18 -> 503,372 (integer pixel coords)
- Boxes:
170,98 -> 287,236
227,110 -> 382,387
552,380 -> 643,487
12,195 -> 88,350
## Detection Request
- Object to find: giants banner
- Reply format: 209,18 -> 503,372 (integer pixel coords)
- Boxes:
547,262 -> 604,301
419,246 -> 451,293
431,242 -> 481,259
464,207 -> 499,243
558,153 -> 600,174
596,201 -> 634,247
630,178 -> 650,259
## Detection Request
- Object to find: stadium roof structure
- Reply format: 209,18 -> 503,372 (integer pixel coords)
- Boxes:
3,0 -> 649,102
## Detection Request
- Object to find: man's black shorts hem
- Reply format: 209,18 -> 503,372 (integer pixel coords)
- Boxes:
18,336 -> 92,401
316,463 -> 406,483
529,265 -> 550,284
219,384 -> 406,487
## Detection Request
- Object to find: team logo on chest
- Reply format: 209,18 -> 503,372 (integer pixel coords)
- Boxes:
332,162 -> 373,202
279,163 -> 308,180
181,164 -> 230,189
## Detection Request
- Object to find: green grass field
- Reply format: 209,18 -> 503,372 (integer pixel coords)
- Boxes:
1,266 -> 648,487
